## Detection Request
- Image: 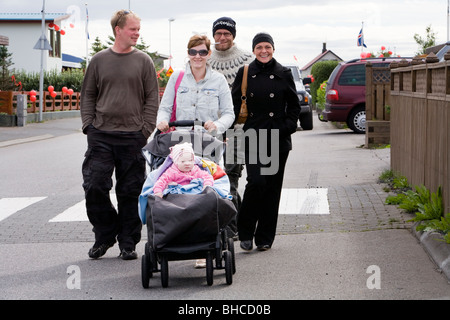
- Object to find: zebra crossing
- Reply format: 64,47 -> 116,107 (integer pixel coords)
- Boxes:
0,188 -> 329,224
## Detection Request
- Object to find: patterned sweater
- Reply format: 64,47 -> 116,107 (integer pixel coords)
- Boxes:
209,45 -> 254,88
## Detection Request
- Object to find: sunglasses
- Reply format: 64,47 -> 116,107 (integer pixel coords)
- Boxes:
114,10 -> 130,28
188,49 -> 209,57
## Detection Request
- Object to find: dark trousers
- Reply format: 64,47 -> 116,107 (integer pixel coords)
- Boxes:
223,129 -> 245,236
82,126 -> 147,250
237,151 -> 289,247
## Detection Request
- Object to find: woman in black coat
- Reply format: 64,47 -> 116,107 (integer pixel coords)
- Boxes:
231,33 -> 300,251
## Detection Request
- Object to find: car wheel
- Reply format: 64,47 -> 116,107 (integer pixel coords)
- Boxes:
347,106 -> 366,134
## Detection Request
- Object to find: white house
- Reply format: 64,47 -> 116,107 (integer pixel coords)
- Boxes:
0,12 -> 69,73
301,43 -> 343,77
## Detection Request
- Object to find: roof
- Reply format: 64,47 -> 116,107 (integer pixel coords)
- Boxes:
301,50 -> 343,71
0,12 -> 68,22
62,53 -> 84,68
62,53 -> 83,64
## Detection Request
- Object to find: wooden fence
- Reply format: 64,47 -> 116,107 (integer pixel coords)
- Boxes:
5,91 -> 81,114
365,63 -> 394,146
0,88 -> 166,116
390,54 -> 450,214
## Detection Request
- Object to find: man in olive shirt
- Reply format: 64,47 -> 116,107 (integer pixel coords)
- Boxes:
81,10 -> 159,260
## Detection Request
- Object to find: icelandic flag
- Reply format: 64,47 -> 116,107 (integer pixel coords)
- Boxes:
357,28 -> 367,48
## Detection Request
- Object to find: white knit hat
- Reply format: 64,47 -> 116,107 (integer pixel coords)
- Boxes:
169,142 -> 194,164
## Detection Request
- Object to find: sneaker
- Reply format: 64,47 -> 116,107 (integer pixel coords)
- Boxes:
256,244 -> 271,251
194,259 -> 206,268
119,249 -> 138,260
88,242 -> 114,259
240,240 -> 253,251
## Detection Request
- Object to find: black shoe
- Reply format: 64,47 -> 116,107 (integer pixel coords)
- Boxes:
240,240 -> 253,251
119,248 -> 138,260
88,242 -> 114,259
256,244 -> 271,251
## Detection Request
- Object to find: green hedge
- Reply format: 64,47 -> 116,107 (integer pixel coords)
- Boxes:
310,60 -> 339,105
13,69 -> 85,92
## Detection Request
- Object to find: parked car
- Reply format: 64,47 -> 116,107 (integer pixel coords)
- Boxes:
284,64 -> 313,130
320,57 -> 407,133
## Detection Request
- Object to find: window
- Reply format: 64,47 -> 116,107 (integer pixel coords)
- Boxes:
48,29 -> 61,58
338,64 -> 366,86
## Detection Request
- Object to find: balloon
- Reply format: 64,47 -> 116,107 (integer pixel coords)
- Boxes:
48,85 -> 54,92
69,23 -> 75,28
381,46 -> 386,51
50,91 -> 57,98
30,90 -> 37,96
62,86 -> 68,93
54,25 -> 60,31
30,95 -> 36,102
49,22 -> 54,28
60,29 -> 65,35
67,89 -> 74,95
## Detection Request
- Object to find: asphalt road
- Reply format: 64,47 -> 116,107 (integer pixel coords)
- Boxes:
0,113 -> 448,307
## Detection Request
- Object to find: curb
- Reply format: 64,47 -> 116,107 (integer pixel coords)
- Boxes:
412,222 -> 450,282
0,110 -> 80,127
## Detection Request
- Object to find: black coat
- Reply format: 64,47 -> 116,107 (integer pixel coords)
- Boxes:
231,58 -> 300,154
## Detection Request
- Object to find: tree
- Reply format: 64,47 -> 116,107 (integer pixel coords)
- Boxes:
90,36 -> 108,56
413,25 -> 437,56
0,45 -> 14,91
310,60 -> 339,105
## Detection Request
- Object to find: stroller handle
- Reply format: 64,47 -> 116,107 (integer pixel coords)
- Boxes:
155,120 -> 206,136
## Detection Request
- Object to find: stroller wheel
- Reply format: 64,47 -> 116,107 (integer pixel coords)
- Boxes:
145,242 -> 158,272
160,255 -> 169,288
224,250 -> 233,285
141,255 -> 151,288
206,251 -> 214,286
227,237 -> 236,274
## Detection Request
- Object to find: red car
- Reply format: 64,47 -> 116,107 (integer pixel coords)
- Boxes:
321,57 -> 406,133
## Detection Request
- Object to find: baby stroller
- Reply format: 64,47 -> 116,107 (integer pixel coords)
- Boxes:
139,120 -> 237,288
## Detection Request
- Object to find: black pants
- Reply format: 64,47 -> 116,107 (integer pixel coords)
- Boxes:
237,151 -> 289,247
223,129 -> 245,236
82,126 -> 147,250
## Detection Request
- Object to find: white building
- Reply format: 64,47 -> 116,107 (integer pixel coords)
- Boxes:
301,43 -> 343,77
0,12 -> 69,73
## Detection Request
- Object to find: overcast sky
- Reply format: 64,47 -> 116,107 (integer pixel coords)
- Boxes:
2,0 -> 449,72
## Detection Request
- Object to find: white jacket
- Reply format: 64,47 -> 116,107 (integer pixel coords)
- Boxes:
157,63 -> 235,134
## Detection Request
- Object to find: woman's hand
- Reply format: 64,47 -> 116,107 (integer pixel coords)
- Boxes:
156,121 -> 169,132
204,120 -> 217,133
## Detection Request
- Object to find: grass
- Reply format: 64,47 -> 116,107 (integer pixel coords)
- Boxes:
380,169 -> 449,243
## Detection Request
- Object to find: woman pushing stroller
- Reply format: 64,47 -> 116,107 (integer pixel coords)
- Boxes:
155,34 -> 234,135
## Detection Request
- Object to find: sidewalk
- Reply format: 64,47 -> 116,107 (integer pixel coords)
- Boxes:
0,116 -> 82,147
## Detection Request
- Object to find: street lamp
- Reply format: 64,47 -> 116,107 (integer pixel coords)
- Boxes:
169,18 -> 175,68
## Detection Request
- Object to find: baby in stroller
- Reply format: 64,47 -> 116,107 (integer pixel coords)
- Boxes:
139,125 -> 236,287
153,142 -> 214,198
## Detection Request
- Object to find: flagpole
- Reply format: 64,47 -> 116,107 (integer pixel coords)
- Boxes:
361,22 -> 364,53
447,0 -> 449,42
85,3 -> 89,68
38,0 -> 45,122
